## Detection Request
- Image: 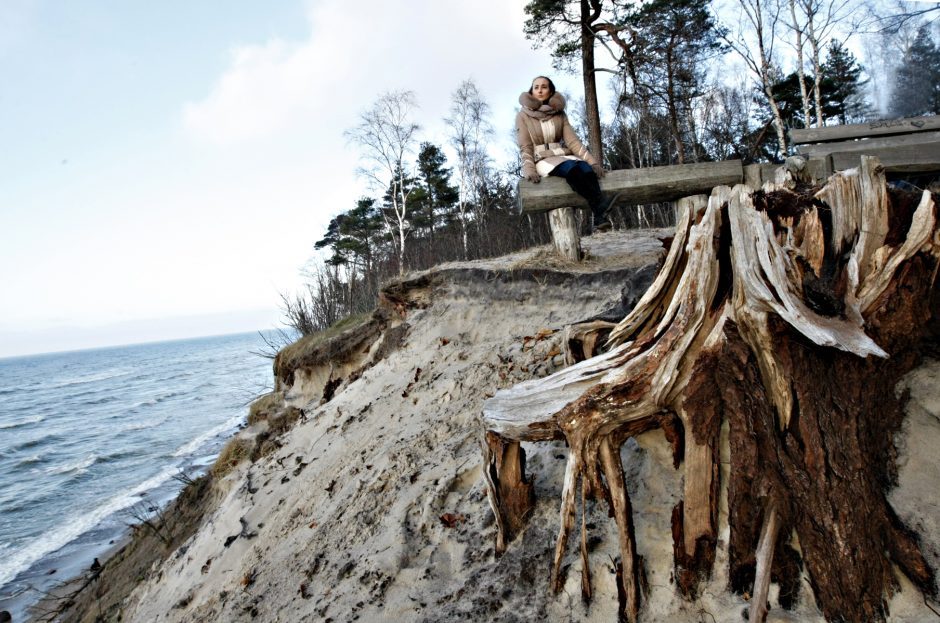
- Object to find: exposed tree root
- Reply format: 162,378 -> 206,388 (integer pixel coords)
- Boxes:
481,156 -> 940,622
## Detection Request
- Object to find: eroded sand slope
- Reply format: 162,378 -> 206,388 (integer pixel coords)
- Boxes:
120,230 -> 940,623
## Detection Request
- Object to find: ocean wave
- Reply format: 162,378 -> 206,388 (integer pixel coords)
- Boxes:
77,395 -> 119,407
0,466 -> 179,589
129,391 -> 184,411
15,453 -> 45,467
0,415 -> 45,430
44,454 -> 97,476
119,417 -> 168,433
48,368 -> 133,390
172,414 -> 245,458
61,387 -> 109,401
9,436 -> 55,453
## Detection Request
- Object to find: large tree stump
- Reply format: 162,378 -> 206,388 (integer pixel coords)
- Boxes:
481,156 -> 939,622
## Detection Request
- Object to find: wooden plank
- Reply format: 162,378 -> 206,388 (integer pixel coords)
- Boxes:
797,130 -> 940,158
830,142 -> 940,173
789,116 -> 940,144
518,160 -> 743,214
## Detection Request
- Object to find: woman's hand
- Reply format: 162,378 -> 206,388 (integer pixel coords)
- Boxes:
526,172 -> 541,184
592,164 -> 607,179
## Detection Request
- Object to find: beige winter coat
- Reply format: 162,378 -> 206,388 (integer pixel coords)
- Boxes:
515,91 -> 597,179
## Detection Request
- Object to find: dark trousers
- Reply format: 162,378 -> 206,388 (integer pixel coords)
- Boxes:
550,160 -> 605,217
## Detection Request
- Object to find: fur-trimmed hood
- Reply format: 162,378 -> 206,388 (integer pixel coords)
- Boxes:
518,91 -> 566,116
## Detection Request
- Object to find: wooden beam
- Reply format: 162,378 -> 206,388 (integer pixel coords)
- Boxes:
829,142 -> 940,173
796,130 -> 940,158
789,116 -> 940,145
518,160 -> 743,214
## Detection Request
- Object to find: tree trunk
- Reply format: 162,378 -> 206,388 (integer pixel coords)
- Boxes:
764,82 -> 789,156
789,0 -> 813,127
807,15 -> 825,126
547,207 -> 581,261
665,48 -> 686,164
481,156 -> 939,622
580,0 -> 604,161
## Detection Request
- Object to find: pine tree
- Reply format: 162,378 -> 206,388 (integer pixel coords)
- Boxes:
314,198 -> 383,275
409,143 -> 459,241
523,0 -> 609,158
822,40 -> 869,124
620,0 -> 724,163
890,25 -> 940,117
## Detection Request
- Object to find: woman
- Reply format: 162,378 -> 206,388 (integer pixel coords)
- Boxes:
516,76 -> 614,232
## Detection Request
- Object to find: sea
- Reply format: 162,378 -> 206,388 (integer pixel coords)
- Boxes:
0,331 -> 281,621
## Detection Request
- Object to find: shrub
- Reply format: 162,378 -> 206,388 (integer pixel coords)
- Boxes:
212,437 -> 254,478
247,391 -> 283,426
268,406 -> 303,437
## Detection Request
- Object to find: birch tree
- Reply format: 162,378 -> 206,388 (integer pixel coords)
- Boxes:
795,0 -> 854,126
445,79 -> 493,259
784,0 -> 813,126
345,91 -> 420,272
723,0 -> 790,157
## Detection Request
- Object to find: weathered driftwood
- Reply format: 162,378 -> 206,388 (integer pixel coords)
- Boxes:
749,504 -> 779,623
797,129 -> 940,158
789,115 -> 940,144
830,141 -> 940,174
517,160 -> 743,214
481,155 -> 940,622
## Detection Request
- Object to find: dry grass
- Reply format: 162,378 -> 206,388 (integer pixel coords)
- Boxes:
509,245 -> 641,272
212,437 -> 254,478
268,406 -> 302,437
275,312 -> 373,382
247,391 -> 283,426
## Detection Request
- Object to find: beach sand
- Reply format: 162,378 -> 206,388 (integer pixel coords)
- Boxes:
51,229 -> 940,622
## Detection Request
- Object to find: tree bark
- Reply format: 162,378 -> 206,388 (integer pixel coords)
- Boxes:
481,156 -> 939,622
547,207 -> 582,261
788,0 -> 813,127
581,0 -> 604,161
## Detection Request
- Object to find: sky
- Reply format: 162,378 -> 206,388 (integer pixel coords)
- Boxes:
0,0 -> 590,358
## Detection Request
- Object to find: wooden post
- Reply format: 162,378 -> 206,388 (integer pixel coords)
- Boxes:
743,164 -> 763,190
548,207 -> 581,261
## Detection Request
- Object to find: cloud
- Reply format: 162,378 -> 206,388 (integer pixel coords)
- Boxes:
181,0 -> 552,148
182,2 -> 352,144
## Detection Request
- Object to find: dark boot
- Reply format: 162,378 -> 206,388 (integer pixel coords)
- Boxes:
565,168 -> 610,231
592,192 -> 623,233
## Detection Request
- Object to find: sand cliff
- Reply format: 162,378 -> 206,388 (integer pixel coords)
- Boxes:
56,229 -> 940,622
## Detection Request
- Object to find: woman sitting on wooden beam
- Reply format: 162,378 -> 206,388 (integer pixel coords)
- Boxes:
516,75 -> 614,233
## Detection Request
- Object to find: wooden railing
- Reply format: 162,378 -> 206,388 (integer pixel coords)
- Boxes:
790,115 -> 940,174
